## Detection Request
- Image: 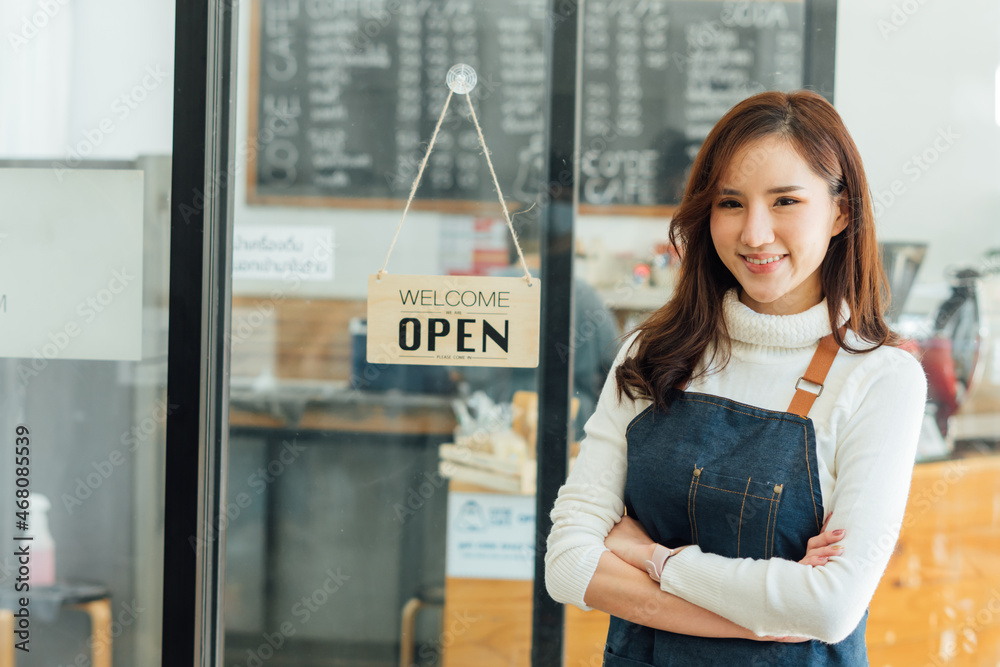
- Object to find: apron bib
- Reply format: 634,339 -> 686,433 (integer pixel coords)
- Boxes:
603,333 -> 868,666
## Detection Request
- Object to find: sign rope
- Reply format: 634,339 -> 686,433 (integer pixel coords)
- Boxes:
377,64 -> 533,287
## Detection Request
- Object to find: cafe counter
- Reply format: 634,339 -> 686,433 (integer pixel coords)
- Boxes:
439,454 -> 1000,666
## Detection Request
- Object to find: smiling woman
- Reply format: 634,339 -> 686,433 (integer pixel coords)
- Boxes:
613,90 -> 895,406
710,134 -> 848,316
545,90 -> 928,666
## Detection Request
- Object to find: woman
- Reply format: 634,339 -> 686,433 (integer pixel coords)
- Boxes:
544,90 -> 927,665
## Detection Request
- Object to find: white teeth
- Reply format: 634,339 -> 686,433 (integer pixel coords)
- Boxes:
745,255 -> 784,265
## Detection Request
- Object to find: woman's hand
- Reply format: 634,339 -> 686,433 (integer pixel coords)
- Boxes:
799,515 -> 845,567
606,514 -> 829,643
605,515 -> 693,571
605,515 -> 658,571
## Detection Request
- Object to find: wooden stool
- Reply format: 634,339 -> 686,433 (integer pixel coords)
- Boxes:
399,586 -> 444,667
69,598 -> 112,667
0,583 -> 112,667
0,608 -> 13,667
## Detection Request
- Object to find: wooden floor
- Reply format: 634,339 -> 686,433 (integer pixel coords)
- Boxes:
442,455 -> 1000,666
867,455 -> 1000,666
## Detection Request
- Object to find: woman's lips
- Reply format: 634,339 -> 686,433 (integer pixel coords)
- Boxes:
741,254 -> 787,274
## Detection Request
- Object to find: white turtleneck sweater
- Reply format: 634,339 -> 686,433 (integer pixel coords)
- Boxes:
544,291 -> 928,644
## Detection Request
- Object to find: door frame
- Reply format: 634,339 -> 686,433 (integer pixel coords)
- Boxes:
161,0 -> 238,664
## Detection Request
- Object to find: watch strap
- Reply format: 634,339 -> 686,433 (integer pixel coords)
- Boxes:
644,544 -> 673,582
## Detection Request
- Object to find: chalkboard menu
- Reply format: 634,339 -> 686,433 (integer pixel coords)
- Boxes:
580,1 -> 804,212
248,0 -> 807,214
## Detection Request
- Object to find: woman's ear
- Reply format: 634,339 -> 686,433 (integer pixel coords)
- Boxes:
831,196 -> 849,237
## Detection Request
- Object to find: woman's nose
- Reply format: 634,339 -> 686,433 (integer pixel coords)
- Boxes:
740,205 -> 775,248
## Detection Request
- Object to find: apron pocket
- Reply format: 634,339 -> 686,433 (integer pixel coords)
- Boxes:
687,467 -> 783,559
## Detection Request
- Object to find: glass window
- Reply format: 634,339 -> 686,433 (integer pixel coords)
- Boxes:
0,2 -> 174,665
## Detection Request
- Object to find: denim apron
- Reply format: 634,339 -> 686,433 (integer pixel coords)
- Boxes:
603,334 -> 868,666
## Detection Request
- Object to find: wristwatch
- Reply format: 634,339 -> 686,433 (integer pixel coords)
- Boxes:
644,544 -> 679,582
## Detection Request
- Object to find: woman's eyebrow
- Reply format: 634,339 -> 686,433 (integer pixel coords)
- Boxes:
719,185 -> 805,195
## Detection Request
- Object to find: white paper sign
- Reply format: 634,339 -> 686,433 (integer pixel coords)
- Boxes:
0,168 -> 143,361
445,491 -> 536,580
233,225 -> 334,281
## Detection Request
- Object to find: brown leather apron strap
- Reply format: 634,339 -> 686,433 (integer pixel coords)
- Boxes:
787,327 -> 845,418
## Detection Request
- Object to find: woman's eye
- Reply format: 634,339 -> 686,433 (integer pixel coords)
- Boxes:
775,197 -> 799,206
717,199 -> 742,209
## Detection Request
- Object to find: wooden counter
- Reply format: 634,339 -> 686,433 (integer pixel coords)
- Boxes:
229,296 -> 459,435
442,456 -> 1000,666
441,481 -> 608,667
442,578 -> 608,667
229,400 -> 456,435
867,454 -> 1000,666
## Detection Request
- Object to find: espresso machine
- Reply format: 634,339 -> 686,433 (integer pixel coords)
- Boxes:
927,257 -> 1000,449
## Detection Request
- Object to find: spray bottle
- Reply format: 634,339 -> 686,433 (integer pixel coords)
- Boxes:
28,493 -> 55,586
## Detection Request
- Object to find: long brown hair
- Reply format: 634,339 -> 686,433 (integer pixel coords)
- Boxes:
616,90 -> 897,410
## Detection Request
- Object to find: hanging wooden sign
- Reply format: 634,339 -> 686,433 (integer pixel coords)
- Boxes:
367,274 -> 540,368
367,65 -> 540,368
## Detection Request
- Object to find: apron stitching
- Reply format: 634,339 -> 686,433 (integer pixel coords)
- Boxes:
737,477 -> 751,557
765,496 -> 775,559
691,475 -> 701,544
678,397 -> 787,423
687,474 -> 697,544
769,495 -> 779,558
677,390 -> 813,421
802,422 -> 821,532
625,405 -> 654,437
696,484 -> 773,502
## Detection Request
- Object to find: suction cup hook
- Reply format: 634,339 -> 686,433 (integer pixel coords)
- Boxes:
446,64 -> 478,94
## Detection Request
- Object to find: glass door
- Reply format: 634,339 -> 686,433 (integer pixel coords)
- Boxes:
0,2 -> 176,666
221,0 -> 584,665
1,0 -> 241,665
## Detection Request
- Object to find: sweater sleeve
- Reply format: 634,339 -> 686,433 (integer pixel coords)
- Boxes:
544,334 -> 641,610
657,348 -> 928,643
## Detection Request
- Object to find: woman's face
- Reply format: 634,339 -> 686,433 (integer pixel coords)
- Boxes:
710,135 -> 847,316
